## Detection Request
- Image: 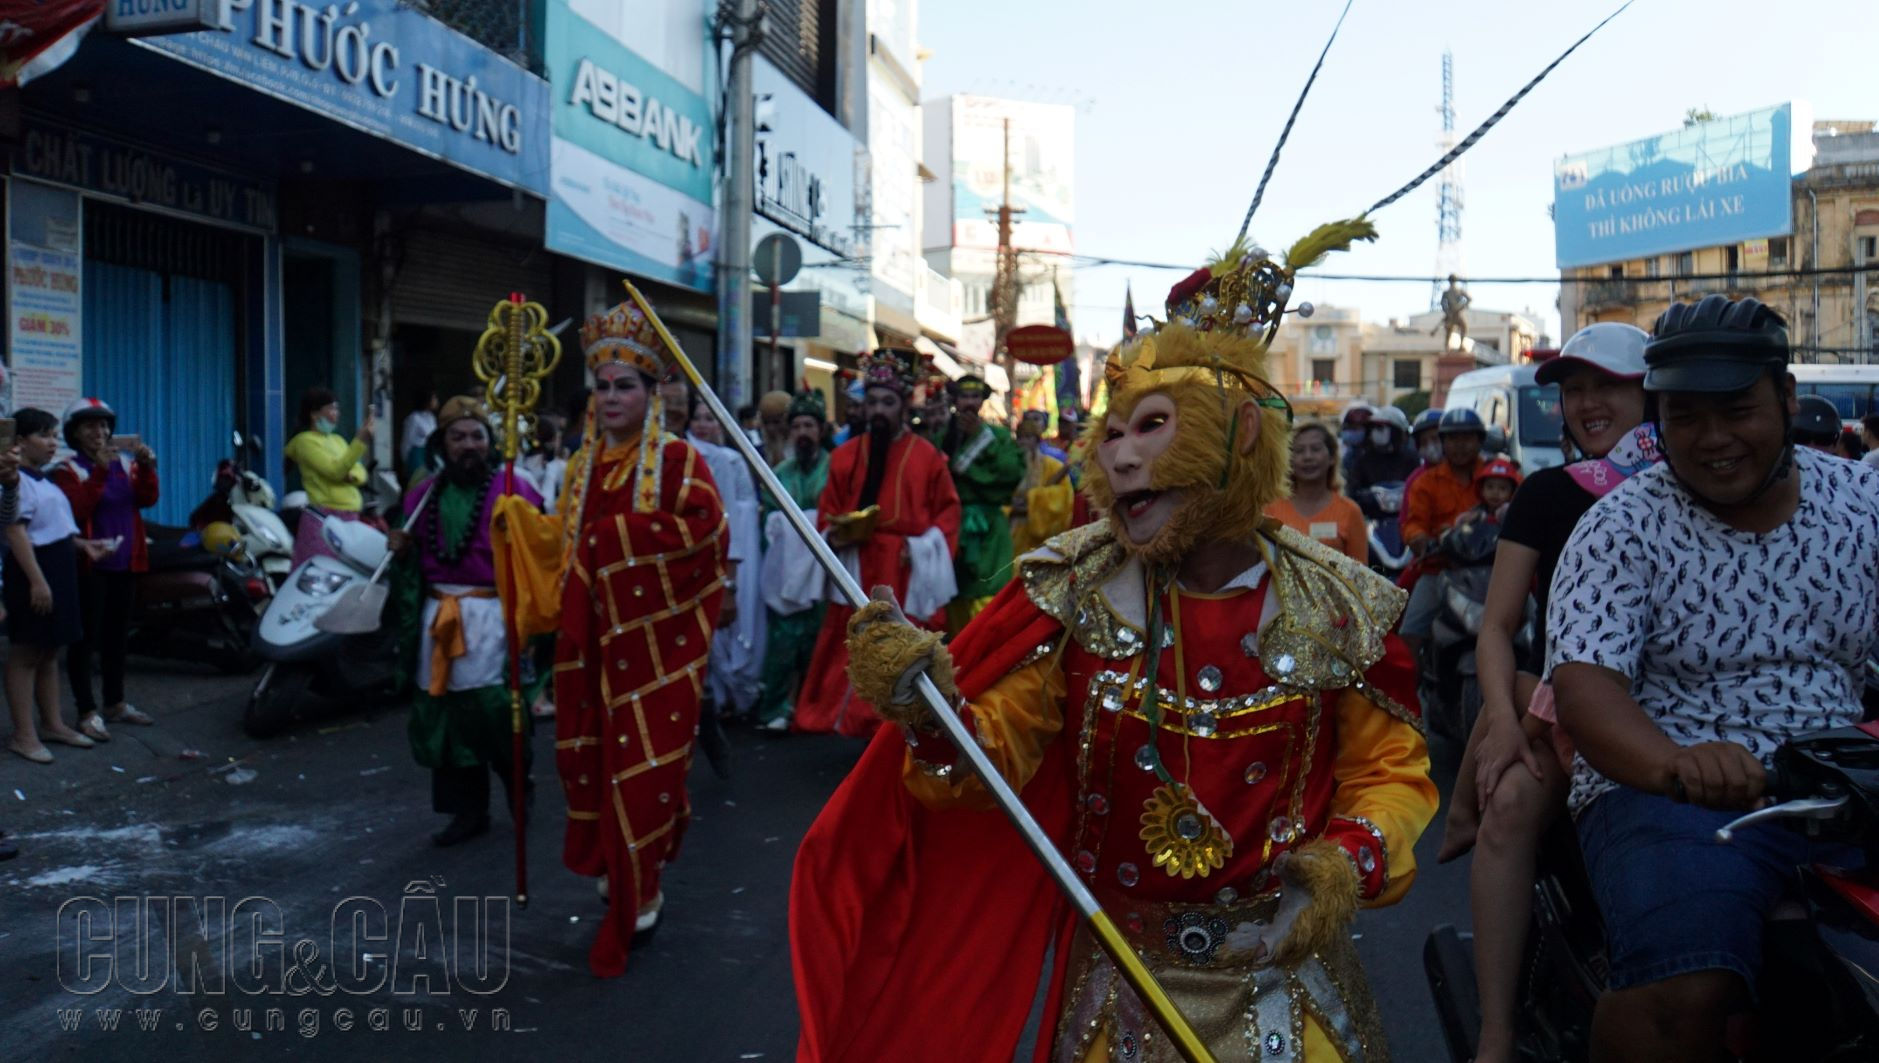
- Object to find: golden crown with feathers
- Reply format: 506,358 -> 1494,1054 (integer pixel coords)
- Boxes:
1104,219 -> 1376,404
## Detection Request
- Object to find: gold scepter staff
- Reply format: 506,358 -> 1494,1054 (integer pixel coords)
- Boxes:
473,291 -> 562,908
621,279 -> 1214,1063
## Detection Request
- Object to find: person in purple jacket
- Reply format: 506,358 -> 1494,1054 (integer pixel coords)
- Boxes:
387,396 -> 542,848
52,398 -> 160,740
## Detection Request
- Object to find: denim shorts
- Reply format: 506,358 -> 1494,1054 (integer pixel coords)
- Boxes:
1576,785 -> 1864,994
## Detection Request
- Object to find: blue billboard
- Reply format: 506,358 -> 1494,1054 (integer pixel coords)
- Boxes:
138,0 -> 549,196
1553,104 -> 1795,269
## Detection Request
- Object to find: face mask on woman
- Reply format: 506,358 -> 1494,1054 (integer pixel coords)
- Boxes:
315,418 -> 338,435
1340,427 -> 1364,449
1419,440 -> 1443,464
1369,426 -> 1393,448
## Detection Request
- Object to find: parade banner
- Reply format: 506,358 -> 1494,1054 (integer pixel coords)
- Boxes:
1553,103 -> 1799,269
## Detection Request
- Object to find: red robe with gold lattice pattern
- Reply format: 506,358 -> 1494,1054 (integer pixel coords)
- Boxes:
552,438 -> 727,976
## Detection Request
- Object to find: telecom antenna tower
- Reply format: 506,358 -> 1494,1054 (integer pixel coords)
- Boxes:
1432,49 -> 1464,309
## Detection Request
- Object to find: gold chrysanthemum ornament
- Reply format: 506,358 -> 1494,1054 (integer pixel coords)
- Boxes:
1139,782 -> 1235,879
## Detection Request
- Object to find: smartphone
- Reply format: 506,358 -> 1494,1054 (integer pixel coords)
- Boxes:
110,434 -> 142,453
0,418 -> 14,452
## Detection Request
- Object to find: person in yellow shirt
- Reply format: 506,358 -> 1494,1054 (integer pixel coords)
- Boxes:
283,387 -> 374,564
1008,415 -> 1074,556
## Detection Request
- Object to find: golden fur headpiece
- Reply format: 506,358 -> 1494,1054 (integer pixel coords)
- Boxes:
1084,219 -> 1378,563
581,301 -> 666,378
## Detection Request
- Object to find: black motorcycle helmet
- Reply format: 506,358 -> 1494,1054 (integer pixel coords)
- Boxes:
1643,294 -> 1788,394
1792,395 -> 1842,448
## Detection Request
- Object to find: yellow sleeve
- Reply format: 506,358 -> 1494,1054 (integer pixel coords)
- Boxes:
1329,689 -> 1438,907
492,494 -> 566,639
903,657 -> 1066,811
286,432 -> 367,486
1021,455 -> 1074,546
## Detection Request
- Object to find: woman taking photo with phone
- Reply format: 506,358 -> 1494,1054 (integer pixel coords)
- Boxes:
51,397 -> 160,740
284,387 -> 375,563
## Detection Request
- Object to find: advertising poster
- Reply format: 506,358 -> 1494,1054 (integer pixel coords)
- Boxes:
543,1 -> 716,292
8,243 -> 83,417
950,96 -> 1075,254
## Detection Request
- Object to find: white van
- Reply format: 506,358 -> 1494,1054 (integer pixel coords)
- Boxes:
1441,363 -> 1567,472
1789,365 -> 1879,426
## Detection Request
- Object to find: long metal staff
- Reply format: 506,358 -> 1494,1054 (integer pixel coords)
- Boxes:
473,292 -> 563,908
622,279 -> 1214,1063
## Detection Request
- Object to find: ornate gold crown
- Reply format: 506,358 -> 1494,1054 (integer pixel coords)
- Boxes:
1106,218 -> 1378,398
859,347 -> 919,396
581,301 -> 666,378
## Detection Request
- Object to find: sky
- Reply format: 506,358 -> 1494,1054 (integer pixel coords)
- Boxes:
917,0 -> 1879,349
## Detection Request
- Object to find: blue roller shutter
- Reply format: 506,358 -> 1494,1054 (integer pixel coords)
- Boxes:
82,263 -> 237,527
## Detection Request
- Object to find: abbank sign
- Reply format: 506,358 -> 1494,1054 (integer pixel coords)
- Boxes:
542,0 -> 716,293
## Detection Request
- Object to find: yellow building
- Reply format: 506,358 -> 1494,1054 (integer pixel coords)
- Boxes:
1270,303 -> 1541,418
1560,122 -> 1879,363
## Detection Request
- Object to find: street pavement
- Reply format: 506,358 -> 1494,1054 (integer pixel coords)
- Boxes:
0,657 -> 1472,1062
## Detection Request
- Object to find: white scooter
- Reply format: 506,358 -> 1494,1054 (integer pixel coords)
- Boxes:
192,432 -> 294,588
243,515 -> 402,738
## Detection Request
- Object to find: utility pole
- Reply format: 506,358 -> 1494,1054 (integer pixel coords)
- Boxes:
716,0 -> 764,409
989,117 -> 1025,407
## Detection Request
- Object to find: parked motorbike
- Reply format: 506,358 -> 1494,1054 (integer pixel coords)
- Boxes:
128,524 -> 272,674
244,514 -> 401,738
1425,723 -> 1879,1063
1416,515 -> 1531,746
1355,480 -> 1413,579
188,432 -> 293,589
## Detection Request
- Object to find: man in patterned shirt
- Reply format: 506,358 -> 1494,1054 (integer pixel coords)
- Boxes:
1549,295 -> 1877,1062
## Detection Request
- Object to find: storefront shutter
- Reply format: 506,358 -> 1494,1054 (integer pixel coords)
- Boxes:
389,229 -> 553,329
83,263 -> 237,527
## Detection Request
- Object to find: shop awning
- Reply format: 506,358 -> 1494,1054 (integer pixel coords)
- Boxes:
2,0 -> 102,87
913,336 -> 965,379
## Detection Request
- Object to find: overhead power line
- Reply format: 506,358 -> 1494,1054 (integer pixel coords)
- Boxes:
1067,257 -> 1879,286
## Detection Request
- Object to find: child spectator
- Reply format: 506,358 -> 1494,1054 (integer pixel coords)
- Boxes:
4,409 -> 110,763
1467,457 -> 1522,525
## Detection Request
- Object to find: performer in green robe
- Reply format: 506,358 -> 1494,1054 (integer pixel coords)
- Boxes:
753,390 -> 832,730
937,374 -> 1024,634
391,397 -> 542,847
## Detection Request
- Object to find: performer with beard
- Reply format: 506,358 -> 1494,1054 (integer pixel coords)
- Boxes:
792,348 -> 961,738
390,396 -> 542,847
495,299 -> 728,976
753,390 -> 832,731
939,375 -> 1025,632
791,224 -> 1437,1061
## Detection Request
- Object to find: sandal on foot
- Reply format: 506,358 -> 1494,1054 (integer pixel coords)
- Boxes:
79,714 -> 111,742
106,705 -> 155,726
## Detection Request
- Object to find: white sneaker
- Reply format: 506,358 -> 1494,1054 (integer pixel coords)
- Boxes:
761,716 -> 789,732
634,891 -> 663,933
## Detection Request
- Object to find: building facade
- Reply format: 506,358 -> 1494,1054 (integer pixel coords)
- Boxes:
922,93 -> 1075,391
